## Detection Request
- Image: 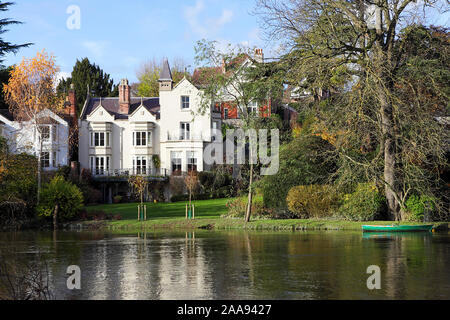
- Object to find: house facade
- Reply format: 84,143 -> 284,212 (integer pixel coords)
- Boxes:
78,60 -> 221,178
192,48 -> 273,124
0,108 -> 70,170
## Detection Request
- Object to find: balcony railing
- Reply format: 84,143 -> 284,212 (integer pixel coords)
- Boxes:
92,168 -> 168,181
166,132 -> 211,141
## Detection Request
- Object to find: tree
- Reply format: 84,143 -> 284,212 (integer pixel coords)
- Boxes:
0,2 -> 32,63
3,50 -> 65,201
37,175 -> 84,230
255,0 -> 449,220
184,170 -> 199,208
56,58 -> 118,115
260,134 -> 336,210
194,40 -> 284,222
135,57 -> 190,97
128,175 -> 148,219
0,136 -> 38,225
0,65 -> 12,109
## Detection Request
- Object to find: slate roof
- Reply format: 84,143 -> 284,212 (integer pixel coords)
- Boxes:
0,109 -> 13,121
159,59 -> 173,82
81,97 -> 160,120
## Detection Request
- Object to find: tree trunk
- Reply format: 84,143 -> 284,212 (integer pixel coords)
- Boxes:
53,204 -> 58,230
380,102 -> 400,221
37,138 -> 43,204
245,161 -> 253,223
374,5 -> 401,221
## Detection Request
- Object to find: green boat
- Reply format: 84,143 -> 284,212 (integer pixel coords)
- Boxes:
362,224 -> 433,232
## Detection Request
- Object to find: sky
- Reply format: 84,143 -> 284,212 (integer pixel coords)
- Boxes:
2,0 -> 449,85
2,0 -> 267,83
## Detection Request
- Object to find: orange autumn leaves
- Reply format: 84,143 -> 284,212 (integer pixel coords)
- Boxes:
3,50 -> 64,121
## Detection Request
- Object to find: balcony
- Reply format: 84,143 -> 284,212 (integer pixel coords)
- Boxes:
92,167 -> 168,182
166,132 -> 211,142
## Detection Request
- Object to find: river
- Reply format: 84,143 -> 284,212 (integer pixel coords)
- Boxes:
0,230 -> 449,299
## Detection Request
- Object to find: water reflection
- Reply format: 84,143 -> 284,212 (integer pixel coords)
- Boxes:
0,230 -> 448,300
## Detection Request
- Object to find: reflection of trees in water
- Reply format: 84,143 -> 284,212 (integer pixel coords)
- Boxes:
1,231 -> 449,299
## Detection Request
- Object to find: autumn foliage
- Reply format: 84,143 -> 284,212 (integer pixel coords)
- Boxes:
3,50 -> 64,121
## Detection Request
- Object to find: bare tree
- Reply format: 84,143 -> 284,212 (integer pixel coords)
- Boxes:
254,0 -> 449,220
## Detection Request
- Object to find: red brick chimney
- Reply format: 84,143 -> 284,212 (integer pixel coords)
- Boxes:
119,78 -> 130,114
254,48 -> 264,63
68,83 -> 76,118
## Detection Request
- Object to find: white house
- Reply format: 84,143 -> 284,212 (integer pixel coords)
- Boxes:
78,60 -> 222,178
0,108 -> 70,170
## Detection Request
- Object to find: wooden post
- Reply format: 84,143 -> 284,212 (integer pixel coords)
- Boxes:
144,205 -> 147,221
186,203 -> 188,219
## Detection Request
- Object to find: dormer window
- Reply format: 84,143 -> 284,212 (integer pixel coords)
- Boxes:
181,96 -> 190,109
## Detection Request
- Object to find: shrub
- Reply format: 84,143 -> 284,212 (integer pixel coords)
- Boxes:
260,135 -> 336,210
286,185 -> 338,219
337,182 -> 385,221
79,185 -> 102,204
37,176 -> 84,222
113,195 -> 123,204
223,197 -> 272,219
404,195 -> 436,221
56,165 -> 71,179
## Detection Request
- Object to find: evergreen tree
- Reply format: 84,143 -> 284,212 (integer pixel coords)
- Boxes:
57,58 -> 118,115
0,2 -> 32,63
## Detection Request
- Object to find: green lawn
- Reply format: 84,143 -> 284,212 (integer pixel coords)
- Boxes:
85,198 -> 228,228
82,198 -> 449,232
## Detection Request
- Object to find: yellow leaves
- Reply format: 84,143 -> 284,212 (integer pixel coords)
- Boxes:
3,50 -> 63,120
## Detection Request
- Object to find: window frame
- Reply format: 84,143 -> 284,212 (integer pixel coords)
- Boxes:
181,96 -> 190,109
180,122 -> 190,140
40,126 -> 50,142
41,152 -> 50,168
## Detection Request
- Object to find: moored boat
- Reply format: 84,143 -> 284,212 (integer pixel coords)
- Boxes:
362,224 -> 433,232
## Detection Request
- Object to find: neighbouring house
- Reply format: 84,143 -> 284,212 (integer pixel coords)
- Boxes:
191,48 -> 274,125
0,107 -> 71,170
78,59 -> 222,181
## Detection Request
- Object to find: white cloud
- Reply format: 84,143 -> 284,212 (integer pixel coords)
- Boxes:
82,41 -> 108,59
184,0 -> 234,37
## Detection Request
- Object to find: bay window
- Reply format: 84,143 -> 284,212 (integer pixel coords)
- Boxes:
133,156 -> 148,175
90,156 -> 110,175
133,131 -> 152,146
90,131 -> 110,147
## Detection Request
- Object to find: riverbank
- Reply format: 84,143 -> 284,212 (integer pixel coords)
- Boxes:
78,199 -> 450,232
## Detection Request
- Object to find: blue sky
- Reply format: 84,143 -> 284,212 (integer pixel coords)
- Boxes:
3,0 -> 265,83
2,0 -> 449,85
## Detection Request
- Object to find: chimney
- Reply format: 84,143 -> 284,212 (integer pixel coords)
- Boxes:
68,83 -> 76,118
254,48 -> 264,63
119,78 -> 130,114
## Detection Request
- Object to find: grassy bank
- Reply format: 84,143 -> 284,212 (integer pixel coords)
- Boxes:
81,199 -> 450,232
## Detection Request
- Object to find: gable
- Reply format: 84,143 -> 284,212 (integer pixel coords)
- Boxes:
86,104 -> 115,122
173,78 -> 200,95
129,104 -> 157,122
